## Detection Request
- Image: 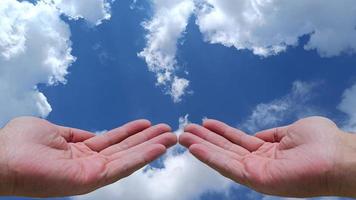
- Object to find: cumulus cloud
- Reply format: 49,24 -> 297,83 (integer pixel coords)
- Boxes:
74,151 -> 232,200
0,0 -> 73,126
138,0 -> 194,103
338,83 -> 356,132
241,81 -> 320,132
74,115 -> 233,200
171,77 -> 190,103
0,0 -> 111,126
140,0 -> 356,102
195,0 -> 356,57
44,0 -> 112,25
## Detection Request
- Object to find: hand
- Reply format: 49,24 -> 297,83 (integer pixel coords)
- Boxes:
0,117 -> 177,197
179,116 -> 356,197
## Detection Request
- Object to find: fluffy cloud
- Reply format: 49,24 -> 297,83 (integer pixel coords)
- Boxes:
0,0 -> 72,126
74,115 -> 233,200
140,0 -> 356,102
195,0 -> 356,57
241,81 -> 320,132
338,83 -> 356,132
0,0 -> 111,126
44,0 -> 112,25
138,0 -> 194,103
74,151 -> 232,200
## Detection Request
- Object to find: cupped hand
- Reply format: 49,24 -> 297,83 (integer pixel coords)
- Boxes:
179,117 -> 347,197
0,117 -> 177,197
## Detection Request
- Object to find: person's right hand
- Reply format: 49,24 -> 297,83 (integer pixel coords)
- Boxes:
0,117 -> 177,197
179,117 -> 356,197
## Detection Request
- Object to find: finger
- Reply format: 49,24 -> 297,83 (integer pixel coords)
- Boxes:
105,144 -> 166,184
189,144 -> 246,185
184,124 -> 249,155
100,124 -> 171,155
108,132 -> 177,159
84,119 -> 151,152
255,126 -> 289,142
56,126 -> 95,142
179,132 -> 243,158
203,119 -> 264,152
102,130 -> 176,157
140,132 -> 177,149
179,132 -> 206,148
180,132 -> 245,180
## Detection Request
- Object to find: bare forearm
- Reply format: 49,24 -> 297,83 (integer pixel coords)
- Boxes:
0,132 -> 14,196
331,132 -> 356,197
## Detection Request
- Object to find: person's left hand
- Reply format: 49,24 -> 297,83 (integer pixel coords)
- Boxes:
0,117 -> 176,197
179,117 -> 346,197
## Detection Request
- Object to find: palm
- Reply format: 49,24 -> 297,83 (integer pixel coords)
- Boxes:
1,117 -> 176,197
180,117 -> 341,197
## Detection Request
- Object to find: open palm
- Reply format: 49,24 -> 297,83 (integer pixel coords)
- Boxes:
180,117 -> 344,197
0,117 -> 176,197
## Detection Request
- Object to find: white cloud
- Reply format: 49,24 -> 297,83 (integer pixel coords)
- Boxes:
0,0 -> 73,126
74,151 -> 232,200
44,0 -> 112,25
138,0 -> 194,103
338,83 -> 356,132
0,0 -> 111,127
175,114 -> 190,136
74,115 -> 233,200
241,81 -> 320,132
195,0 -> 356,57
139,0 -> 356,102
170,77 -> 190,103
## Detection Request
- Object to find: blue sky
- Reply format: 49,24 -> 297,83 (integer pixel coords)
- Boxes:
1,0 -> 356,200
43,1 -> 355,131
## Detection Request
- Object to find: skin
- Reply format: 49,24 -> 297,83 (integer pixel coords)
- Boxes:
180,116 -> 356,198
0,117 -> 177,197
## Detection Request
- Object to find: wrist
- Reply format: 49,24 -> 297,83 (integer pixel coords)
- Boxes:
330,131 -> 356,197
0,130 -> 15,196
